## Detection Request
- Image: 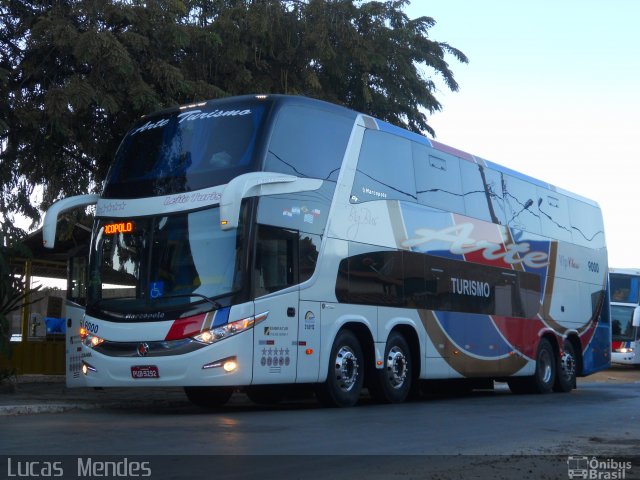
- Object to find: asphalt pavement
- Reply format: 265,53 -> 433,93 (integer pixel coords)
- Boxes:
0,366 -> 637,416
0,375 -> 191,415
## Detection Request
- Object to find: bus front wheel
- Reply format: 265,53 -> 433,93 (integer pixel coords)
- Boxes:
315,330 -> 364,407
184,386 -> 234,408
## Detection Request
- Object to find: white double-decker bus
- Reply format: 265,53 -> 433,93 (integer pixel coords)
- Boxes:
609,268 -> 640,366
44,95 -> 611,407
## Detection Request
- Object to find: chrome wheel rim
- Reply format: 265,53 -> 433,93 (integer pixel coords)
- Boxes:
560,350 -> 576,381
539,348 -> 553,384
386,346 -> 408,389
334,346 -> 359,392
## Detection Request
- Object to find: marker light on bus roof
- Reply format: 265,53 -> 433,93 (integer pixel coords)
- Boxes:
179,101 -> 207,110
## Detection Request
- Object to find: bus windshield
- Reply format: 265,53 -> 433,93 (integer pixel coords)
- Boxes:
611,305 -> 637,341
610,274 -> 640,303
87,207 -> 243,319
102,102 -> 266,198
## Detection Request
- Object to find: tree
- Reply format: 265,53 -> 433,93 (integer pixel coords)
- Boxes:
0,234 -> 42,359
0,0 -> 467,231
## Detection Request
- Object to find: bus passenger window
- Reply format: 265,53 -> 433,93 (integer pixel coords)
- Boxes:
254,226 -> 297,297
413,144 -> 464,214
351,130 -> 416,203
299,234 -> 320,283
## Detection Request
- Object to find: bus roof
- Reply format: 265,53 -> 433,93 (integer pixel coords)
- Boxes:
140,94 -> 600,208
374,117 -> 599,208
609,268 -> 640,276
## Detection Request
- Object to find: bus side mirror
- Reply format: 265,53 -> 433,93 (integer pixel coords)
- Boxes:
43,194 -> 100,248
219,172 -> 322,230
633,306 -> 640,327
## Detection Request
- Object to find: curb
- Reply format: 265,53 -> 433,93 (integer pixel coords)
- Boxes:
0,403 -> 101,416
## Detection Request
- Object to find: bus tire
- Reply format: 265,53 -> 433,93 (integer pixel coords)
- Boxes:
315,329 -> 364,407
553,340 -> 577,393
369,331 -> 411,403
184,386 -> 234,408
508,338 -> 556,394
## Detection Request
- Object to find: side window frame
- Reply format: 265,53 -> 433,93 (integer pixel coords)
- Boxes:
351,130 -> 416,204
413,144 -> 465,214
253,225 -> 298,297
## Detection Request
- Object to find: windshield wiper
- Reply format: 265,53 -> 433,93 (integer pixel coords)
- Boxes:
156,293 -> 222,309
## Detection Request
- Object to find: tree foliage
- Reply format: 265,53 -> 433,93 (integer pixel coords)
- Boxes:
0,234 -> 42,357
0,0 -> 467,231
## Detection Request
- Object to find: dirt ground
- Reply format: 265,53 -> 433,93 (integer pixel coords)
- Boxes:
578,363 -> 640,383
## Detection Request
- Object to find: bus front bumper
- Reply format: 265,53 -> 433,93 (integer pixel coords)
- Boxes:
611,351 -> 637,365
76,332 -> 254,387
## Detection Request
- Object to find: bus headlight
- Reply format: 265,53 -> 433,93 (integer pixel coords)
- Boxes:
80,328 -> 105,348
193,311 -> 268,345
615,347 -> 633,353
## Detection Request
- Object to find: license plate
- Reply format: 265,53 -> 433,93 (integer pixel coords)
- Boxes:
131,365 -> 160,379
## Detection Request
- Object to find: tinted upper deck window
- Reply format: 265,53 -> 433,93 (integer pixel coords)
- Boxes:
351,130 -> 416,203
265,105 -> 355,181
103,102 -> 266,198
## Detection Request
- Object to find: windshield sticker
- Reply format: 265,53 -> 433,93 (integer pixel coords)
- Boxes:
131,109 -> 252,135
149,281 -> 165,299
282,206 -> 321,222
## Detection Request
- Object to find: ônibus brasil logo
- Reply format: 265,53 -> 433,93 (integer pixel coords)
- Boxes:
567,456 -> 632,479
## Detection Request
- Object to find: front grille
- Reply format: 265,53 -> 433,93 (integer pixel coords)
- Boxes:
93,338 -> 205,357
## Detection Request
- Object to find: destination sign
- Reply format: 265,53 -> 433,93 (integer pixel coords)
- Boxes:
104,221 -> 134,235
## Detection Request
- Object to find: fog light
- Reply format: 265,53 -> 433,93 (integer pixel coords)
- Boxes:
223,360 -> 238,372
82,361 -> 97,375
202,356 -> 237,371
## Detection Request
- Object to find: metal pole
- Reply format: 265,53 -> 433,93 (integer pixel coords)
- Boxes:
20,258 -> 32,343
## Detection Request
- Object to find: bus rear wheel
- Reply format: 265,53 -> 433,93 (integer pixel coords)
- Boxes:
369,331 -> 412,403
553,340 -> 577,393
184,386 -> 234,408
508,337 -> 556,394
315,330 -> 364,407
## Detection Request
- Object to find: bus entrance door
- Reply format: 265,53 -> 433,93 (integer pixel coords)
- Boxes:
252,291 -> 299,384
65,250 -> 88,388
65,302 -> 87,387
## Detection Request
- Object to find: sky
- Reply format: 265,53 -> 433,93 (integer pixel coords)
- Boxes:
404,0 -> 640,268
25,0 -> 639,290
